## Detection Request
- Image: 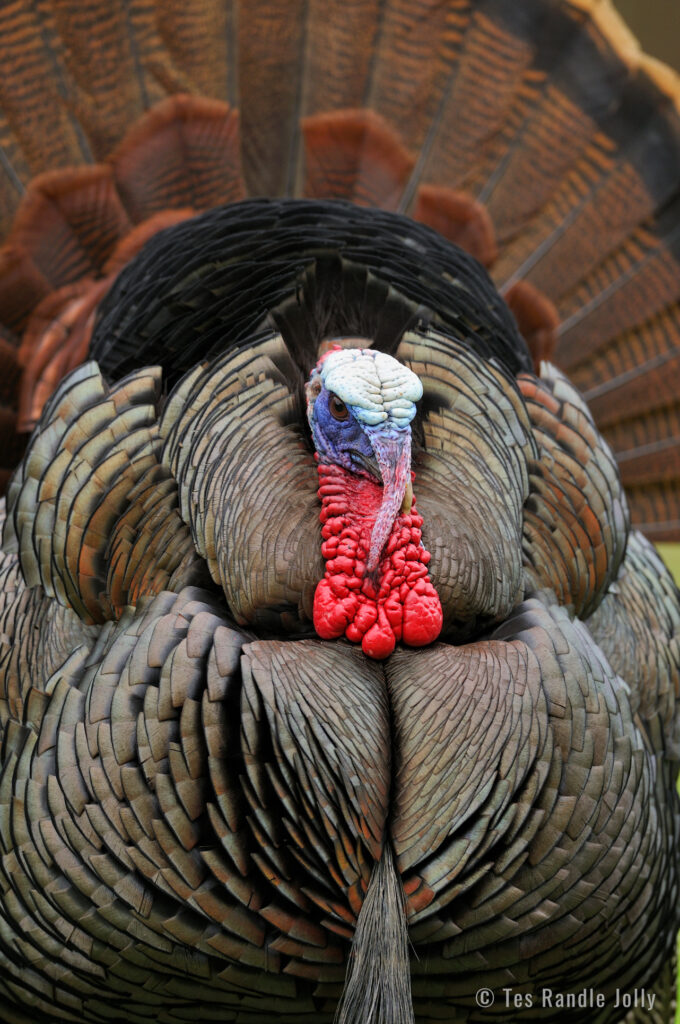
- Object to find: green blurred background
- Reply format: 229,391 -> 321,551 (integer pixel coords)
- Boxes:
658,544 -> 680,584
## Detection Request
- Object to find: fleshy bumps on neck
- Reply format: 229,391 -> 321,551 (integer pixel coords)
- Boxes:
313,460 -> 443,659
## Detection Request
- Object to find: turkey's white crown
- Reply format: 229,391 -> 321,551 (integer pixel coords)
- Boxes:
319,348 -> 422,428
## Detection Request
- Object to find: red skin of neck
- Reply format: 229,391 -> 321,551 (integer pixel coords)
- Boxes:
313,461 -> 443,659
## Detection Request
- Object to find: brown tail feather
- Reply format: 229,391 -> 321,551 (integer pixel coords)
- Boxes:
413,186 -> 498,268
11,166 -> 131,285
125,0 -> 235,101
44,0 -> 149,159
299,0 -> 383,117
556,236 -> 680,374
403,2 -> 552,212
0,2 -> 90,195
363,0 -> 467,162
302,110 -> 414,210
111,96 -> 244,220
237,0 -> 307,196
626,481 -> 680,541
0,245 -> 50,333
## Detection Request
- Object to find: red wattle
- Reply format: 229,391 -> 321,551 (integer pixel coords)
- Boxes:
312,462 -> 443,659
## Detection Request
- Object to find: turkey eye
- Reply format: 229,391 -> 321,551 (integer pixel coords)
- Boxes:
329,394 -> 349,421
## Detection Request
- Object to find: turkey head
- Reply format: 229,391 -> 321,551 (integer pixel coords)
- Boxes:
306,345 -> 442,658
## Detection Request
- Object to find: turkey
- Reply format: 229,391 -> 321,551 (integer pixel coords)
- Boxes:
0,1 -> 679,1023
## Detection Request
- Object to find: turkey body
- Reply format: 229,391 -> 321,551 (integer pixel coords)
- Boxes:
0,2 -> 679,1024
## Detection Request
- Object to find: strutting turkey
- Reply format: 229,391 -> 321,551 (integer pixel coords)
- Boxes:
0,1 -> 678,1022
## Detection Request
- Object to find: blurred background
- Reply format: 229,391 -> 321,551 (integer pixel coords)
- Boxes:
614,0 -> 679,70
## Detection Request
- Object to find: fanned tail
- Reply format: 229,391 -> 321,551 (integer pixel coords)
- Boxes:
1,0 -> 680,542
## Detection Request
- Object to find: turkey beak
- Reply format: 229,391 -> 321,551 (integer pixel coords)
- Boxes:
365,427 -> 413,574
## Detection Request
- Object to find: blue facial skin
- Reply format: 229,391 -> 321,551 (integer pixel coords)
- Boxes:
310,387 -> 379,480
